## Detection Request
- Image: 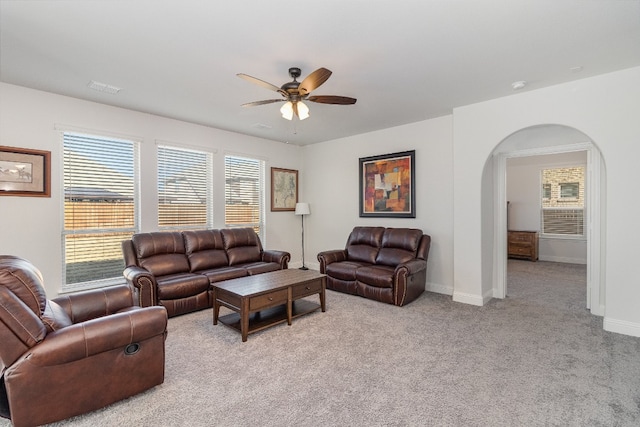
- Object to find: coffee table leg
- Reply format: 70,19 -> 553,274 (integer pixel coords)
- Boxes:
241,297 -> 249,342
213,300 -> 220,325
287,287 -> 292,325
320,278 -> 326,312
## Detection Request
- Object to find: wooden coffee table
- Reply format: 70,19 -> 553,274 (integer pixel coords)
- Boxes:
212,269 -> 326,342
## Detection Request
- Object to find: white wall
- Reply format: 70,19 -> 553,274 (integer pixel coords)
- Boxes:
302,116 -> 454,296
453,66 -> 640,337
0,83 -> 303,297
507,151 -> 588,264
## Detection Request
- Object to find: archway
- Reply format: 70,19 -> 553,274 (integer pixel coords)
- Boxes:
483,124 -> 605,316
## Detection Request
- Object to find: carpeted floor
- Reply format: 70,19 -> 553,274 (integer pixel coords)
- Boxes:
4,260 -> 640,426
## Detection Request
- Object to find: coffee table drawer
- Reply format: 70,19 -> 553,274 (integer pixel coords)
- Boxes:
292,280 -> 322,299
250,289 -> 288,311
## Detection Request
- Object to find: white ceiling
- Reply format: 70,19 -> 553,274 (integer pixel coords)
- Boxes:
1,0 -> 639,146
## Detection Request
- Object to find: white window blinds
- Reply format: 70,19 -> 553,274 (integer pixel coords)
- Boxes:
224,155 -> 265,240
62,132 -> 139,289
157,145 -> 213,229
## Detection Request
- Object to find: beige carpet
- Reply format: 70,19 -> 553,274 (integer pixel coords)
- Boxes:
4,260 -> 640,426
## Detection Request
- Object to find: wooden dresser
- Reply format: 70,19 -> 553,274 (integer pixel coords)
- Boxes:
507,230 -> 538,261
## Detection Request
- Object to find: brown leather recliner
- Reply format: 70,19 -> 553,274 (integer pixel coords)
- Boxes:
0,255 -> 168,427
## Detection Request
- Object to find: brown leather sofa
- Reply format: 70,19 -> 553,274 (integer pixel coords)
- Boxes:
317,227 -> 431,306
122,227 -> 290,317
0,255 -> 168,427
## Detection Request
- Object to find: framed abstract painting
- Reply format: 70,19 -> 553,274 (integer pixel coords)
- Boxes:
359,150 -> 415,218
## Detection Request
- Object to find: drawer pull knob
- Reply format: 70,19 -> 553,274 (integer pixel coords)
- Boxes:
268,297 -> 273,301
305,286 -> 310,290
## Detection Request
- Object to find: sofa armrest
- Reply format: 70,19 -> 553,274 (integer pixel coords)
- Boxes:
262,250 -> 291,269
24,306 -> 168,366
52,284 -> 136,323
317,250 -> 347,273
394,258 -> 427,276
392,259 -> 428,306
123,266 -> 158,308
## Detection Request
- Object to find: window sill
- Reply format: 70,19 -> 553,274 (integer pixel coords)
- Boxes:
539,234 -> 586,242
60,277 -> 126,294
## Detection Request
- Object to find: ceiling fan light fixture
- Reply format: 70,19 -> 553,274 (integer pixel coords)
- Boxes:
297,101 -> 310,120
239,67 -> 356,121
280,101 -> 294,120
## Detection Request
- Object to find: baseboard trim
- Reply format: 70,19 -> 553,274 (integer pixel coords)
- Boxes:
603,317 -> 640,337
426,282 -> 453,296
538,255 -> 587,265
452,291 -> 485,306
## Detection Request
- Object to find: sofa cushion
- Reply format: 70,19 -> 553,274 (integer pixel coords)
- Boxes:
356,265 -> 395,288
326,261 -> 370,281
221,228 -> 262,266
243,262 -> 282,275
200,266 -> 247,283
155,273 -> 210,300
345,226 -> 384,264
226,246 -> 261,266
132,232 -> 190,276
183,230 -> 229,271
375,228 -> 423,267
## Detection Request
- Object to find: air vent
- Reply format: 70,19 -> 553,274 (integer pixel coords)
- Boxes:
252,123 -> 272,130
88,80 -> 122,94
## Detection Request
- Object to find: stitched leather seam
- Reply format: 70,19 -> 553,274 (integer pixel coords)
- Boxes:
82,324 -> 88,357
9,270 -> 42,314
0,299 -> 40,342
129,312 -> 134,343
397,270 -> 407,306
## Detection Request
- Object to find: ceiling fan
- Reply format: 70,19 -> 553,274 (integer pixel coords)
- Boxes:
237,67 -> 357,120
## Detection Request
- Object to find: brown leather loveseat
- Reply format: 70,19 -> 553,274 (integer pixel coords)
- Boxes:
317,227 -> 431,306
122,227 -> 290,317
0,255 -> 168,427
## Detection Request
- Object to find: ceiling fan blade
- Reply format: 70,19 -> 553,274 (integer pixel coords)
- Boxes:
298,68 -> 332,96
292,102 -> 300,118
307,95 -> 357,105
241,99 -> 285,107
237,73 -> 287,96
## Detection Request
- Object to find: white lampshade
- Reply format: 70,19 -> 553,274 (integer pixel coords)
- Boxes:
295,202 -> 310,215
280,101 -> 294,120
297,101 -> 310,120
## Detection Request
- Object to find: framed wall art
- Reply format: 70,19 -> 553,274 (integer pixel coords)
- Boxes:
359,150 -> 415,218
0,145 -> 51,197
271,167 -> 298,211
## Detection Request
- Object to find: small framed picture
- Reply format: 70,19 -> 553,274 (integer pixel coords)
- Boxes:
271,167 -> 298,211
0,145 -> 51,197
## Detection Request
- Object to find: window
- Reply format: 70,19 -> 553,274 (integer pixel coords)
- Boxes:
540,166 -> 585,236
224,155 -> 265,240
560,182 -> 579,199
157,145 -> 213,229
62,132 -> 139,290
